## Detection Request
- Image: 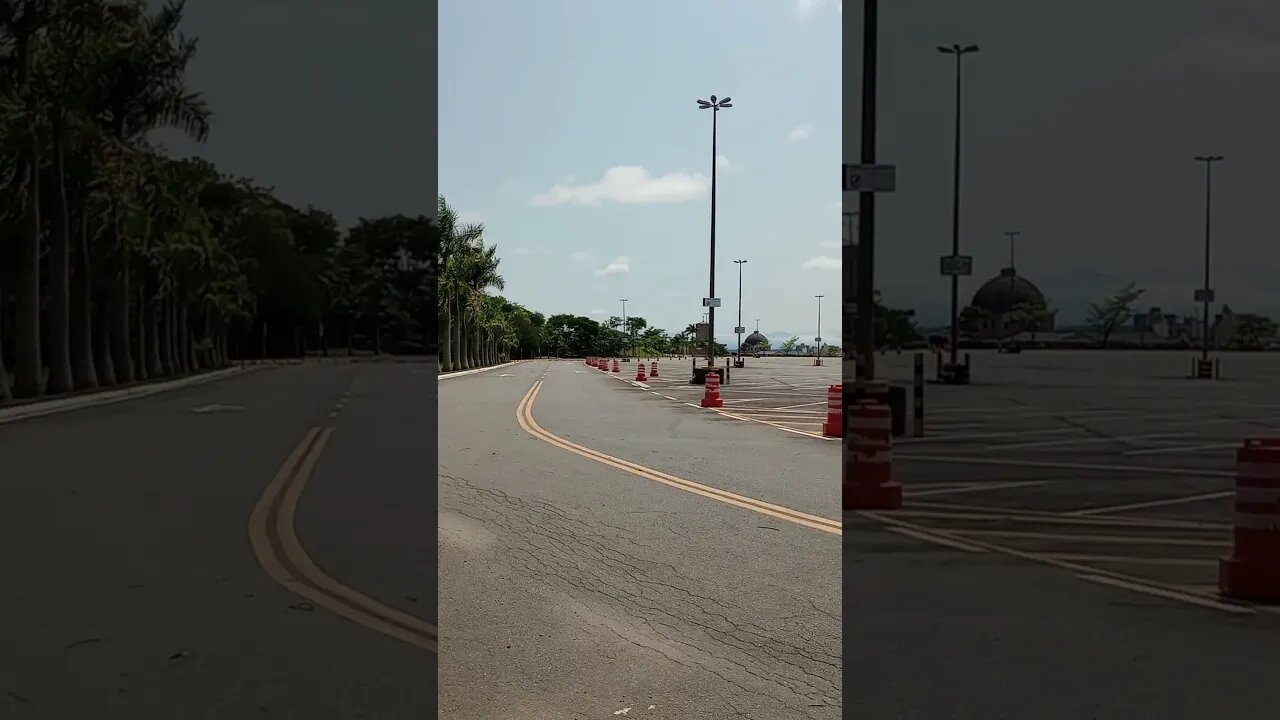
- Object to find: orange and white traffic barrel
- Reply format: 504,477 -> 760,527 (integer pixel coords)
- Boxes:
1220,438 -> 1280,600
844,400 -> 902,510
700,371 -> 723,408
822,384 -> 842,437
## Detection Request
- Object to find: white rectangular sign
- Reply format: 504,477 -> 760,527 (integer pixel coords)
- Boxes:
734,326 -> 746,334
702,297 -> 722,307
939,255 -> 973,276
843,163 -> 896,193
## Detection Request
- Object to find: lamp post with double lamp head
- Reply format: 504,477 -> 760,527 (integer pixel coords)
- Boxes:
814,294 -> 825,366
733,260 -> 747,362
697,94 -> 732,366
619,298 -> 628,360
938,43 -> 979,368
1194,155 -> 1223,364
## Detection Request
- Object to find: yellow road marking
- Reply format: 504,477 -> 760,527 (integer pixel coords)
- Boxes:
517,381 -> 840,536
856,510 -> 1254,614
248,427 -> 438,652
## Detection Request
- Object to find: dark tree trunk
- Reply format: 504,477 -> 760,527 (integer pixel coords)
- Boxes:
134,283 -> 148,382
161,295 -> 175,375
109,252 -> 134,383
70,199 -> 97,390
0,291 -> 11,403
146,291 -> 162,378
14,146 -> 42,398
45,130 -> 73,395
92,289 -> 116,386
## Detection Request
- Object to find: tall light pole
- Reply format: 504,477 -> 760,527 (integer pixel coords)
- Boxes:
620,298 -> 628,359
1004,230 -> 1020,270
938,43 -> 979,367
733,260 -> 747,360
697,94 -> 732,365
815,294 -> 825,365
1195,155 -> 1223,362
854,0 -> 878,383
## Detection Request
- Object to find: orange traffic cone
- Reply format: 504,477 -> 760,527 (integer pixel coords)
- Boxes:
822,384 -> 842,437
636,361 -> 647,381
650,361 -> 659,377
612,359 -> 620,373
700,370 -> 723,408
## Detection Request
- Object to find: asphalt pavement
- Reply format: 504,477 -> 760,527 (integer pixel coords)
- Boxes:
0,363 -> 435,719
438,359 -> 841,719
848,349 -> 1280,718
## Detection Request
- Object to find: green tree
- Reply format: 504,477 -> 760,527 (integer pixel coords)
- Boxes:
1086,282 -> 1145,348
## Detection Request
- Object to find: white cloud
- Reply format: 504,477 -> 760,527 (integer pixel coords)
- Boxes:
531,166 -> 709,207
796,0 -> 823,17
802,256 -> 841,271
596,255 -> 632,276
788,123 -> 815,142
716,155 -> 740,174
818,240 -> 840,249
589,308 -> 608,316
458,210 -> 485,225
1162,31 -> 1280,74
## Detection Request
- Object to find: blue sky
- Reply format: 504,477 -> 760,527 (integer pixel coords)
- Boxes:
439,0 -> 842,347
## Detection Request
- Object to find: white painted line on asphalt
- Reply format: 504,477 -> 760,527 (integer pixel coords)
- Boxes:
1122,442 -> 1240,456
663,396 -> 677,400
898,428 -> 1082,445
1076,574 -> 1251,613
954,529 -> 1229,547
439,360 -> 523,380
773,401 -> 827,410
908,480 -> 1050,497
990,432 -> 1192,452
1066,491 -> 1234,516
1051,554 -> 1218,567
893,453 -> 1235,478
887,526 -> 989,553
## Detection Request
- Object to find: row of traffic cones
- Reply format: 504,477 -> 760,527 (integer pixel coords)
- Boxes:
586,357 -> 661,379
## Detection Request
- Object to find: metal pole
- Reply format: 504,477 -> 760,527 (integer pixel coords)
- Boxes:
708,107 -> 718,367
816,294 -> 824,365
913,352 -> 924,437
854,0 -> 878,382
620,298 -> 627,359
1202,161 -> 1214,361
948,51 -> 962,367
735,259 -> 746,360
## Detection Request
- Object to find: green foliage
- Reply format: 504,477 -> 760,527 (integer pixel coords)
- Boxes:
1086,283 -> 1145,348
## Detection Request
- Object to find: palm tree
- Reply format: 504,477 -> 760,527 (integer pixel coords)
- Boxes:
436,196 -> 482,372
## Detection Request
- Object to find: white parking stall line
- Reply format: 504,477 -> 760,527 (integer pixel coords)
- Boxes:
898,428 -> 1084,445
990,432 -> 1193,452
773,401 -> 827,410
1122,442 -> 1241,457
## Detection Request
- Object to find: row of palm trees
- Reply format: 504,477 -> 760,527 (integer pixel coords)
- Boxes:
0,0 -> 436,404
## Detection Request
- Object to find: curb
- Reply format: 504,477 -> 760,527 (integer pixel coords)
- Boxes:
0,365 -> 263,425
439,360 -> 526,380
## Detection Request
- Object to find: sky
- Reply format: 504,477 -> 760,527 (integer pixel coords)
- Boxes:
151,0 -> 433,226
439,0 -> 842,348
857,0 -> 1280,326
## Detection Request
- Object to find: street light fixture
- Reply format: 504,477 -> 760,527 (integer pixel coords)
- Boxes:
620,298 -> 628,360
938,43 -> 979,369
733,260 -> 747,363
815,294 -> 825,366
697,94 -> 732,366
1194,155 -> 1224,363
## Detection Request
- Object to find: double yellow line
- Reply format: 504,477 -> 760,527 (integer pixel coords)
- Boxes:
248,426 -> 439,652
517,381 -> 841,536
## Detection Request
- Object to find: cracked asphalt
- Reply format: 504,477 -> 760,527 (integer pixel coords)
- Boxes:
438,360 -> 841,719
0,363 -> 434,719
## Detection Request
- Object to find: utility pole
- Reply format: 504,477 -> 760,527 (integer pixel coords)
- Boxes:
1195,155 -> 1223,362
938,42 -> 979,368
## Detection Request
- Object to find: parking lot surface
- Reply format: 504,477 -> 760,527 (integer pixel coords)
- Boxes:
858,349 -> 1280,610
597,356 -> 841,440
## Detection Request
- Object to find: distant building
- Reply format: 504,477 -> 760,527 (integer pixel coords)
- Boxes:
967,267 -> 1056,339
741,331 -> 770,354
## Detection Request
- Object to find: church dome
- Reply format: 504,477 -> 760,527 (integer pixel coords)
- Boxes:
743,331 -> 769,346
970,268 -> 1046,315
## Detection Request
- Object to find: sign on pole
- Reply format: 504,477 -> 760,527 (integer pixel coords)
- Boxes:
702,297 -> 722,307
815,337 -> 823,343
734,326 -> 746,334
939,255 -> 973,276
1194,289 -> 1215,303
843,164 -> 896,193
695,323 -> 710,341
